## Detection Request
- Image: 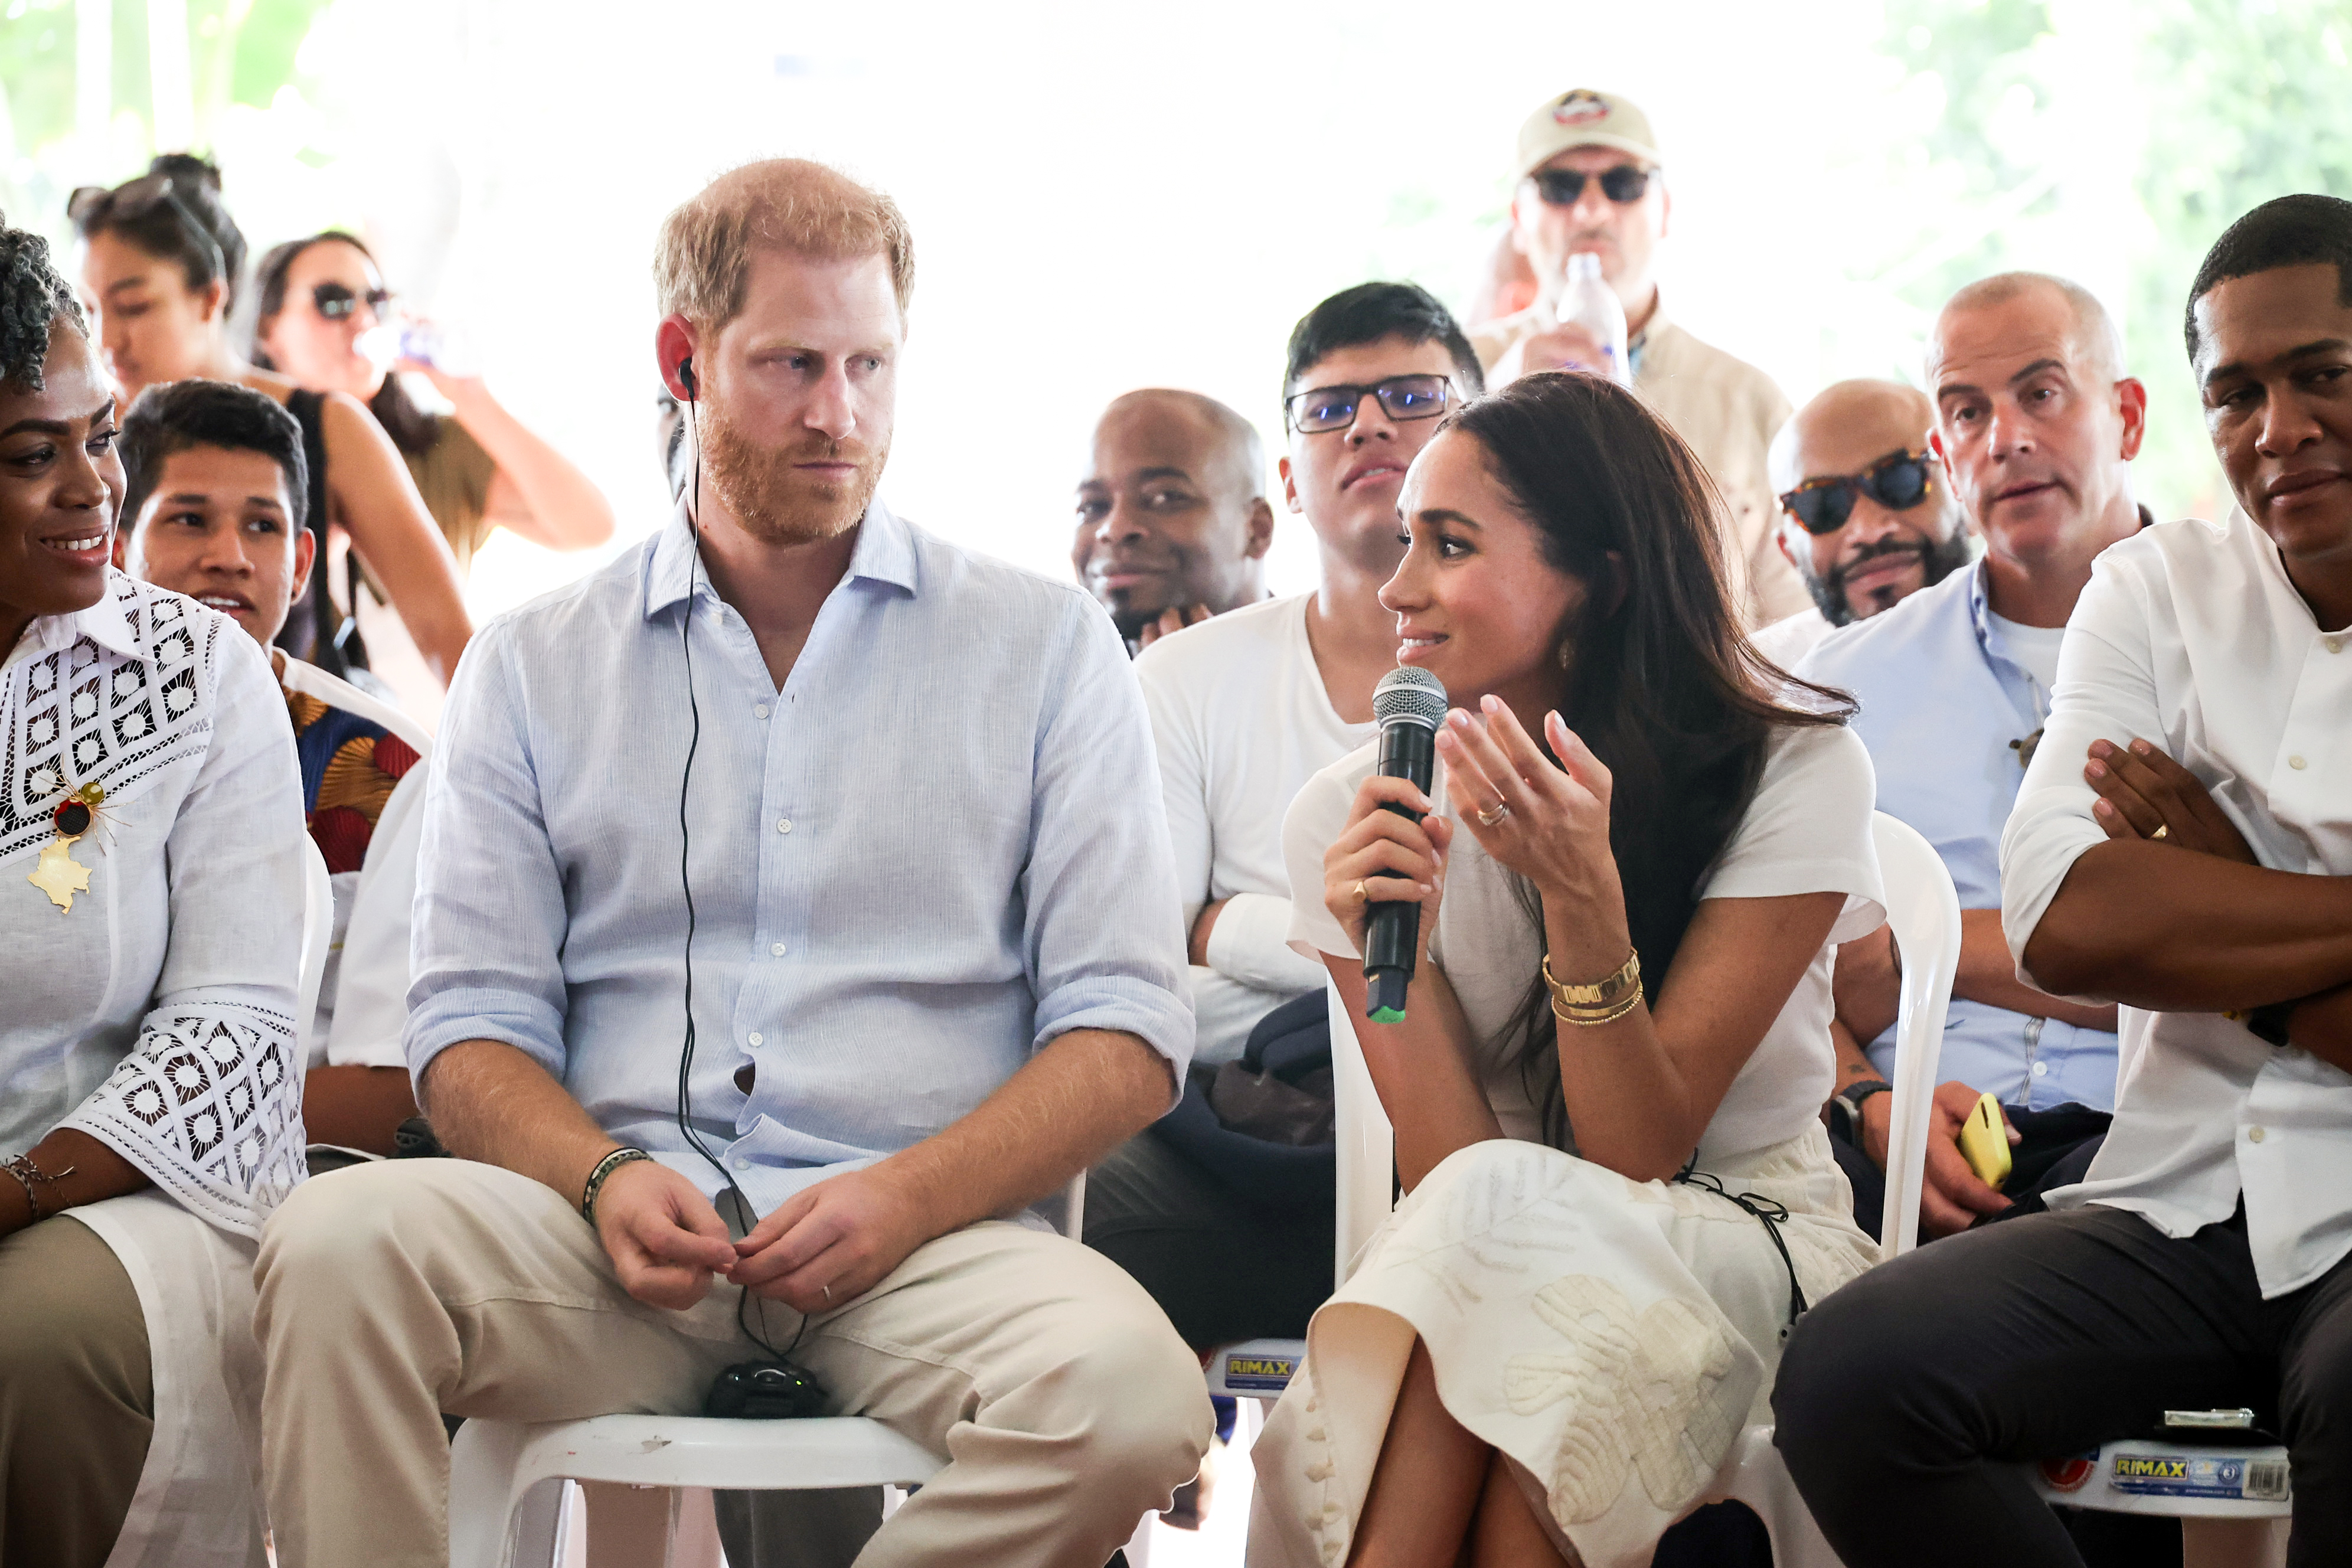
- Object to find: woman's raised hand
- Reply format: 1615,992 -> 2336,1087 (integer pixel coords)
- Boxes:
1322,774 -> 1453,958
1436,695 -> 1618,907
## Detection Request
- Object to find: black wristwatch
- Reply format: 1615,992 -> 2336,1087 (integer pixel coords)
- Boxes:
1832,1078 -> 1893,1131
2239,1001 -> 2297,1050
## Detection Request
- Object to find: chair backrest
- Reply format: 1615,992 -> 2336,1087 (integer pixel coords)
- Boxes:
1326,978 -> 1395,1288
295,834 -> 334,1068
1869,811 -> 1964,1259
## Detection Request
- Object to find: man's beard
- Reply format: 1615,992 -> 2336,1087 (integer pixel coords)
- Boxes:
698,403 -> 886,547
1805,526 -> 1975,626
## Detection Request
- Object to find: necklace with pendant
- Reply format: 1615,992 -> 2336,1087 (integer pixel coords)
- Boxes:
28,782 -> 104,914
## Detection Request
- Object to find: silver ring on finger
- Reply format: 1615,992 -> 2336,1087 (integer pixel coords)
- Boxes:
1477,801 -> 1512,828
820,1283 -> 833,1305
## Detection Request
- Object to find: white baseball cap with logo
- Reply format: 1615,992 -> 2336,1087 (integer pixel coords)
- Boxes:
1514,88 -> 1663,179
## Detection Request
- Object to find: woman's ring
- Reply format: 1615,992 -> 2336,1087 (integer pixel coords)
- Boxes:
2151,823 -> 2170,841
1352,880 -> 1368,905
1477,802 -> 1512,828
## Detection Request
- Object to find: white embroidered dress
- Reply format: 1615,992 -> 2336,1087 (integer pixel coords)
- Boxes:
1249,723 -> 1887,1568
1,574 -> 306,1568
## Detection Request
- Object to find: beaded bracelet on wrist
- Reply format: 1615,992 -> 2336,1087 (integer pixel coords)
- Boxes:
580,1146 -> 654,1225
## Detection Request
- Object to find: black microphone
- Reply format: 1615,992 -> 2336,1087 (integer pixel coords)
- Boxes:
1363,667 -> 1448,1022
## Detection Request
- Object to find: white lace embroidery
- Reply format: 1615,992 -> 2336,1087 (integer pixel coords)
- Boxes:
9,579 -> 305,1235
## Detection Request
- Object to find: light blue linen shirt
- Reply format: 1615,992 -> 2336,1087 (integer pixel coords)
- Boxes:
1796,560 -> 2119,1111
405,501 -> 1193,1216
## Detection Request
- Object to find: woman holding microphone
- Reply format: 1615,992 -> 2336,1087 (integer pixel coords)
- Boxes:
1252,372 -> 1883,1568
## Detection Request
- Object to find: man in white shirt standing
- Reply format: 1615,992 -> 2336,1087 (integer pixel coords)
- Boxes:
113,377 -> 430,1159
1750,379 -> 1972,669
1072,389 -> 1272,652
1474,88 -> 1807,628
1775,195 -> 2352,1566
1084,283 -> 1481,1357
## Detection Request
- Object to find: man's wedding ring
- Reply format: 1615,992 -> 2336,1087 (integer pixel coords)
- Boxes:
1352,880 -> 1368,905
2151,823 -> 2170,841
1478,802 -> 1511,828
821,1283 -> 834,1305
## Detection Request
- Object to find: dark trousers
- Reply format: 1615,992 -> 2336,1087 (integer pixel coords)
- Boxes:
1773,1203 -> 2352,1567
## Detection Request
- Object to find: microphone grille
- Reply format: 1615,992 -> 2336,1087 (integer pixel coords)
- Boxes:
1373,665 -> 1449,729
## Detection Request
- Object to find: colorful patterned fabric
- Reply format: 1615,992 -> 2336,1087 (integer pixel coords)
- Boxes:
283,687 -> 421,875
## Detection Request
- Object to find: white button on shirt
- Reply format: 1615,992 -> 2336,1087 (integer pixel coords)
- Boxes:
2002,513 -> 2352,1298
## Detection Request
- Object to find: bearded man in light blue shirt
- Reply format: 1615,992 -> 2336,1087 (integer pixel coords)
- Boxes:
250,159 -> 1209,1568
1800,272 -> 2149,1242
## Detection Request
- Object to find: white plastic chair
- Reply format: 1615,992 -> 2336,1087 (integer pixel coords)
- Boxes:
1694,812 -> 1962,1567
294,835 -> 333,1064
446,1173 -> 1089,1568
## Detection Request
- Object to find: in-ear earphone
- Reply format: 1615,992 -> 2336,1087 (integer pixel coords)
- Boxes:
679,355 -> 697,401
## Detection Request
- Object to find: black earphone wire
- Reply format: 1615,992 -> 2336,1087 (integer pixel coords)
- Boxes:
677,362 -> 799,1361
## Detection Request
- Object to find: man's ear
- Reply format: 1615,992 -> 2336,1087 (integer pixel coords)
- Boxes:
2115,377 -> 2150,461
654,315 -> 701,403
292,517 -> 316,586
1774,526 -> 1798,569
1278,453 -> 1302,515
1244,496 -> 1276,561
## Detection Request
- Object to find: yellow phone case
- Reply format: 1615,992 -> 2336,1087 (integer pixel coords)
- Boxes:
1957,1091 -> 2013,1191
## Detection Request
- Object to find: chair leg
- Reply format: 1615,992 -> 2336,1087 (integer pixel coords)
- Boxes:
512,1480 -> 567,1568
449,1419 -> 542,1568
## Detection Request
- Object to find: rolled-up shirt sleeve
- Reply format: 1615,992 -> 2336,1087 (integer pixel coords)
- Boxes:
404,622 -> 571,1083
2000,555 -> 2162,995
1020,599 -> 1194,1092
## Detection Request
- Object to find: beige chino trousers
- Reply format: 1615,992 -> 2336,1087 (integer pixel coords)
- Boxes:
253,1159 -> 1210,1568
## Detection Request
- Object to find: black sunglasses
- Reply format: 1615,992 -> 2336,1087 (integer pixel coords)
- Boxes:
1285,374 -> 1456,435
1528,165 -> 1654,207
67,174 -> 227,288
1779,450 -> 1935,535
312,281 -> 394,321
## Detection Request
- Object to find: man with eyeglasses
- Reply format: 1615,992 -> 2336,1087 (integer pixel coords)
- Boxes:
1072,388 -> 1273,652
1796,272 -> 2152,1247
1083,287 -> 1482,1524
1472,87 -> 1807,629
1750,380 -> 1976,668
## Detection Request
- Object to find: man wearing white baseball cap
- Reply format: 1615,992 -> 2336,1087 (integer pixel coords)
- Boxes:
1476,87 -> 1808,628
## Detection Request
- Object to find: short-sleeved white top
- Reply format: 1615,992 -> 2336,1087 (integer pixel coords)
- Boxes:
1284,720 -> 1886,1163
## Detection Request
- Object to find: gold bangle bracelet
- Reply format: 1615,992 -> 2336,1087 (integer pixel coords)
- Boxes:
1553,987 -> 1644,1028
1542,949 -> 1641,1011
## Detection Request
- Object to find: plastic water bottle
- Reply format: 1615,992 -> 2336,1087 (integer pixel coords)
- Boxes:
1553,251 -> 1630,386
355,322 -> 479,379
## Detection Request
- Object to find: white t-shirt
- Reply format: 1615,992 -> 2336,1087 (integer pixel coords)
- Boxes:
1284,720 -> 1886,1162
1135,594 -> 1377,1065
1985,609 -> 2068,694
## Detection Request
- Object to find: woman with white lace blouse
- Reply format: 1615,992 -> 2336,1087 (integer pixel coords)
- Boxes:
1248,373 -> 1885,1568
0,217 -> 306,1566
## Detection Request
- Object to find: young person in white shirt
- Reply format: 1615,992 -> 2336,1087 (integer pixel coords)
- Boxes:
113,377 -> 430,1158
1249,370 -> 1884,1568
1082,284 -> 1483,1362
1775,194 -> 2352,1567
0,215 -> 306,1568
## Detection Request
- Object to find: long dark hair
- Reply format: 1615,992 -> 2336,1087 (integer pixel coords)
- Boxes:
1446,371 -> 1855,1147
70,153 -> 247,311
249,230 -> 439,457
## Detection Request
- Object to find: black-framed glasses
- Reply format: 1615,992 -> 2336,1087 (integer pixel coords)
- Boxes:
1527,165 -> 1655,207
1779,449 -> 1935,535
1285,374 -> 1456,435
312,281 -> 394,321
67,174 -> 227,288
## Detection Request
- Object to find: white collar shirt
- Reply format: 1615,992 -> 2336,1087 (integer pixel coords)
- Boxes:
2001,513 -> 2352,1297
404,501 -> 1193,1218
1,573 -> 307,1237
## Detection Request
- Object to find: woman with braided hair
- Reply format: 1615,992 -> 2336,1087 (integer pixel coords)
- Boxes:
0,211 -> 307,1567
71,155 -> 472,687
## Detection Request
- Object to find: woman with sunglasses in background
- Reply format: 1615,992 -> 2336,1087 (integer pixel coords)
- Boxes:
69,156 -> 471,689
251,231 -> 613,580
1249,371 -> 1885,1568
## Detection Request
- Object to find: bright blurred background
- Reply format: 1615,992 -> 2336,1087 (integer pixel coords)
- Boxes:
5,0 -> 2350,645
